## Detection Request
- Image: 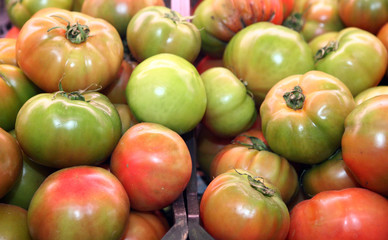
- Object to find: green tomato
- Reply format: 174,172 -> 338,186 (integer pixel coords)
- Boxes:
126,53 -> 207,135
0,203 -> 31,240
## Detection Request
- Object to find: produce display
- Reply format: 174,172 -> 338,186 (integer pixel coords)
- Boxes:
1,0 -> 388,239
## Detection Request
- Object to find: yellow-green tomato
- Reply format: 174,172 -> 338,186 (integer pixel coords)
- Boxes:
201,67 -> 257,138
354,86 -> 388,106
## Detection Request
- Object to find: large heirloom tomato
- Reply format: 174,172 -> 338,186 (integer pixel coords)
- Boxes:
15,90 -> 121,168
224,22 -> 314,105
338,0 -> 388,34
201,67 -> 257,138
16,8 -> 123,93
0,38 -> 17,66
342,95 -> 388,197
260,71 -> 355,164
200,169 -> 290,240
0,203 -> 31,240
192,0 -> 284,57
287,188 -> 388,240
313,27 -> 388,96
81,0 -> 164,36
126,6 -> 201,63
28,166 -> 130,240
0,128 -> 22,198
110,122 -> 192,211
0,64 -> 40,131
354,86 -> 388,105
126,53 -> 207,135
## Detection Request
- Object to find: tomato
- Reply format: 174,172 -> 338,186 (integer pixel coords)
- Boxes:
126,6 -> 201,63
200,169 -> 290,240
0,203 -> 31,239
5,0 -> 73,29
287,188 -> 388,240
15,89 -> 121,168
110,122 -> 192,211
195,55 -> 224,74
282,0 -> 294,18
81,0 -> 164,37
0,128 -> 22,198
342,95 -> 388,196
0,64 -> 41,131
338,0 -> 388,34
377,22 -> 388,52
260,71 -> 355,164
16,8 -> 123,93
120,211 -> 169,240
114,104 -> 138,135
210,132 -> 299,203
201,67 -> 257,138
28,166 -> 130,240
0,38 -> 17,66
192,0 -> 285,58
71,0 -> 84,11
301,149 -> 359,198
354,86 -> 388,105
223,22 -> 315,105
4,26 -> 20,39
126,53 -> 207,135
283,0 -> 344,42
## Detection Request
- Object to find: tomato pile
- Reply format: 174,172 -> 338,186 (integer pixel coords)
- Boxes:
1,0 -> 388,239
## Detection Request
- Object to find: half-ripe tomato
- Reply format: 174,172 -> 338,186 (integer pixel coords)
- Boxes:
377,22 -> 388,52
0,38 -> 17,66
287,188 -> 388,240
28,166 -> 130,240
16,8 -> 123,93
342,95 -> 388,196
354,86 -> 388,105
260,71 -> 355,164
200,169 -> 290,240
114,103 -> 138,136
110,122 -> 192,211
0,203 -> 31,239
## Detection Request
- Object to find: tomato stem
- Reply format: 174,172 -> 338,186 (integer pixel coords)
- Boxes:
283,85 -> 305,110
234,169 -> 275,197
164,10 -> 194,24
282,13 -> 304,32
235,136 -> 269,151
47,15 -> 91,44
314,41 -> 339,62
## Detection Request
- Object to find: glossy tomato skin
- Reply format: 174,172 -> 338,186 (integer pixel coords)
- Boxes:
114,104 -> 138,136
200,169 -> 290,240
287,188 -> 388,240
82,0 -> 164,36
301,149 -> 359,198
0,38 -> 17,66
224,22 -> 315,105
16,8 -> 123,93
127,6 -> 201,63
260,71 -> 355,164
342,95 -> 388,196
126,53 -> 207,135
0,64 -> 40,131
15,92 -> 121,168
201,67 -> 257,138
338,0 -> 388,34
0,128 -> 22,198
0,203 -> 31,240
313,28 -> 388,96
354,86 -> 388,105
110,122 -> 192,211
195,55 -> 224,74
28,166 -> 130,240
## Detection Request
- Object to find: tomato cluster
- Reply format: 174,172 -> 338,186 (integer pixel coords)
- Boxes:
1,0 -> 388,239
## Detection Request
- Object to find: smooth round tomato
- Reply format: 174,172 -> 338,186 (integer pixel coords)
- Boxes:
192,0 -> 284,58
354,86 -> 388,105
16,8 -> 123,93
28,166 -> 130,240
338,0 -> 388,34
0,38 -> 17,66
260,71 -> 355,164
0,128 -> 22,198
201,67 -> 257,138
200,169 -> 290,240
110,122 -> 192,211
342,95 -> 388,196
15,90 -> 121,168
126,6 -> 201,63
313,28 -> 388,96
0,203 -> 31,240
126,53 -> 207,135
0,64 -> 41,131
5,0 -> 73,29
81,0 -> 164,37
224,22 -> 315,105
301,149 -> 359,198
287,188 -> 388,240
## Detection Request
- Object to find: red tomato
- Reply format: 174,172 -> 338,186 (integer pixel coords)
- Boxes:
287,188 -> 388,240
195,55 -> 224,74
0,38 -> 17,66
5,26 -> 20,39
110,122 -> 192,211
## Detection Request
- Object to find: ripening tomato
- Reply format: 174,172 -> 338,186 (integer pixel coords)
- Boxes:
354,86 -> 388,105
0,203 -> 31,240
4,26 -> 20,39
0,38 -> 17,66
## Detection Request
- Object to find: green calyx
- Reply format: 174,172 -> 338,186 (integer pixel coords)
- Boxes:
235,136 -> 269,152
235,169 -> 275,197
282,13 -> 304,32
314,41 -> 339,62
283,85 -> 305,110
47,15 -> 91,44
164,10 -> 194,24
